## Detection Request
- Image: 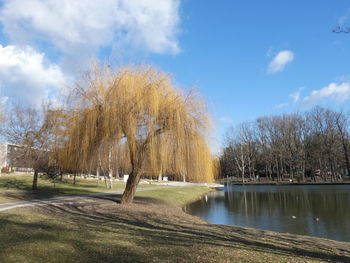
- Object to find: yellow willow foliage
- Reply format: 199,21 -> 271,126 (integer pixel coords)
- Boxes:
58,65 -> 215,183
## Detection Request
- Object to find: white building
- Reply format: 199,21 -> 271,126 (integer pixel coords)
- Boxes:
0,142 -> 34,173
0,142 -> 8,169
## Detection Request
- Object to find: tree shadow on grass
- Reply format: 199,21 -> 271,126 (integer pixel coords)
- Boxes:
2,188 -> 62,200
0,207 -> 149,263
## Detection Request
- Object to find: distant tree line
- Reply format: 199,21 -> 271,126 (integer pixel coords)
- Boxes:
220,107 -> 350,182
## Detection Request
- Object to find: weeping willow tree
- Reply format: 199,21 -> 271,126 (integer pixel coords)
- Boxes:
58,64 -> 216,203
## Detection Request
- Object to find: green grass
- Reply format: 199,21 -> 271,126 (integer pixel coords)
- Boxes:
0,186 -> 349,263
0,174 -> 126,191
0,174 -> 157,203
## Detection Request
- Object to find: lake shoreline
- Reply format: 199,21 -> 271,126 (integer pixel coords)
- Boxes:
223,181 -> 350,186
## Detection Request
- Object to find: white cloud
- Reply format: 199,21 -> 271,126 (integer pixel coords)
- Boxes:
289,87 -> 304,103
277,82 -> 350,109
275,87 -> 303,109
0,0 -> 180,55
303,82 -> 350,105
267,50 -> 294,74
0,44 -> 65,106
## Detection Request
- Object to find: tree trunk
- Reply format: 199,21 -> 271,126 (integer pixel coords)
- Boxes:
330,159 -> 335,182
242,165 -> 245,184
121,171 -> 141,204
104,173 -> 113,189
96,148 -> 102,183
275,159 -> 279,182
240,143 -> 245,183
96,164 -> 100,183
32,170 -> 39,190
182,172 -> 186,182
342,140 -> 350,175
109,176 -> 113,188
108,146 -> 113,178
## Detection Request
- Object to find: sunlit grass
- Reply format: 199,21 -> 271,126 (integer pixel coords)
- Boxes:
0,174 -> 158,203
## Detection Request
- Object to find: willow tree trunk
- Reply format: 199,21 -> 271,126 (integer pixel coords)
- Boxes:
32,170 -> 39,190
121,171 -> 141,204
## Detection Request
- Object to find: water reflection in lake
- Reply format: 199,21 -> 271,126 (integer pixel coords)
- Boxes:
185,185 -> 350,242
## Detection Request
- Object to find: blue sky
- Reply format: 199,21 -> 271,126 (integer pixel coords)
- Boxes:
0,0 -> 350,148
150,1 -> 350,137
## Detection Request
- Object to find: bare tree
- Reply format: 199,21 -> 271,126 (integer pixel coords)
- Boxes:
334,111 -> 350,175
221,107 -> 350,183
1,105 -> 57,189
223,124 -> 256,182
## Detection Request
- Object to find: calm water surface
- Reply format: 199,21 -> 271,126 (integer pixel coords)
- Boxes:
185,185 -> 350,242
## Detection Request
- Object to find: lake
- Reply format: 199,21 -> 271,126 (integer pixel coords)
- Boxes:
185,184 -> 350,242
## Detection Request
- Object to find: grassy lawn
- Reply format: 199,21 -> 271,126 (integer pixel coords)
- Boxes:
0,174 -> 158,203
0,186 -> 349,263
